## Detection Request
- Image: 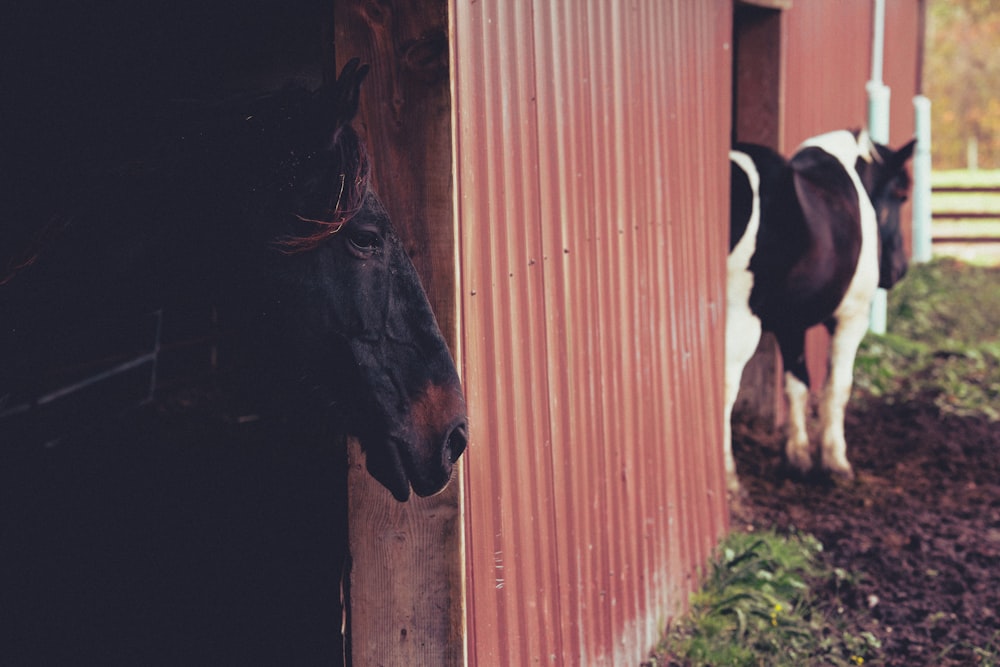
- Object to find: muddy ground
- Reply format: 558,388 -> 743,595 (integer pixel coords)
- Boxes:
730,395 -> 1000,665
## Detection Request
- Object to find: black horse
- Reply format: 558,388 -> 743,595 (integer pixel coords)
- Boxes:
0,60 -> 466,663
726,130 -> 914,494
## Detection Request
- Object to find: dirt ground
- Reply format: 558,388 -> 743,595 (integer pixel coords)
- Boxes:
730,395 -> 1000,665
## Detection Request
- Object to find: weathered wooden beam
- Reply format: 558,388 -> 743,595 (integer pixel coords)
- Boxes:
333,2 -> 463,665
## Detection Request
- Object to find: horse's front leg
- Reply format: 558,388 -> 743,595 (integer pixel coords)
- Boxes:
777,329 -> 813,474
819,311 -> 869,480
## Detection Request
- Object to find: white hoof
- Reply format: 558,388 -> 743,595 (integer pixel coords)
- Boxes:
823,458 -> 855,481
726,471 -> 743,496
785,439 -> 814,474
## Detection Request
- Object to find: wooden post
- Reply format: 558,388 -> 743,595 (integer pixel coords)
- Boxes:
333,2 -> 463,665
732,4 -> 786,423
733,333 -> 783,425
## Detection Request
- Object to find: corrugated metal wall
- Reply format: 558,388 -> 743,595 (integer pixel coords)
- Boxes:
781,0 -> 872,151
451,2 -> 732,664
782,0 -> 917,151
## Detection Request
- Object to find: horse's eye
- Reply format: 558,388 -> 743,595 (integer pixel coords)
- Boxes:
346,227 -> 382,255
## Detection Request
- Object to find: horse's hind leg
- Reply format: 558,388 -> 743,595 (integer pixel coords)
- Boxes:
776,329 -> 813,474
819,312 -> 868,480
724,302 -> 762,494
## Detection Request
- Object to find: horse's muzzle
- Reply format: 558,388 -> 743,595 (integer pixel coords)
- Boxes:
365,380 -> 467,502
406,413 -> 469,500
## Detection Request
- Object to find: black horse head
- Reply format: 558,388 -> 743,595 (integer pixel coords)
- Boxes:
243,60 -> 468,501
855,133 -> 917,290
0,59 -> 467,502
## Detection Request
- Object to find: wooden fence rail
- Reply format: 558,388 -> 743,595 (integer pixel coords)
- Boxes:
932,212 -> 1000,221
931,185 -> 1000,243
932,186 -> 1000,194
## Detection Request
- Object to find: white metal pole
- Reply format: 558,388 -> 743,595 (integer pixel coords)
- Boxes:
871,0 -> 886,83
912,95 -> 933,263
867,0 -> 890,335
866,81 -> 891,145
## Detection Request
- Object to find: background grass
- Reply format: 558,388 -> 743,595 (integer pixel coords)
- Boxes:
650,257 -> 1000,666
855,258 -> 1000,420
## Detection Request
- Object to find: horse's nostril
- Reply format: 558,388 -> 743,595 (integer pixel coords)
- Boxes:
445,421 -> 469,465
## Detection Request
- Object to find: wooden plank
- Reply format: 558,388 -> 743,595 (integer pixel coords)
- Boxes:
932,186 -> 1000,194
932,212 -> 1000,220
345,440 -> 464,666
333,2 -> 463,665
733,333 -> 783,424
932,235 -> 1000,243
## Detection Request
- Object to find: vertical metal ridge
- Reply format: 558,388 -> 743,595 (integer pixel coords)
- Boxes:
455,2 -> 733,663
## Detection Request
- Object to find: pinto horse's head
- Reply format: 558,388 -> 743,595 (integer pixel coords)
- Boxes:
237,60 -> 467,501
855,132 -> 917,289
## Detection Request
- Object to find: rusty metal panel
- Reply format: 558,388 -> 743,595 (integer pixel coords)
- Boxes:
782,0 -> 918,200
884,0 -> 920,147
884,0 -> 920,254
781,0 -> 873,151
452,1 -> 732,664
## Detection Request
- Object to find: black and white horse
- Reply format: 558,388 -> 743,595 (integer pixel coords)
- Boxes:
726,130 -> 916,493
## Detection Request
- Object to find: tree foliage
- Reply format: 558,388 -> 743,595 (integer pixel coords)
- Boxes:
925,0 -> 1000,169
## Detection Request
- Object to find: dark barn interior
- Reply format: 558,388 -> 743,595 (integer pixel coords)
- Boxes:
3,0 -> 329,242
1,3 -> 355,664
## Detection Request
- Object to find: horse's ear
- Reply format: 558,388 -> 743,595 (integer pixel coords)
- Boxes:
334,57 -> 371,124
317,58 -> 371,140
891,138 -> 917,170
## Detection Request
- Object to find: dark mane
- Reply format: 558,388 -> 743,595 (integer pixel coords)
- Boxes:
274,122 -> 372,254
0,79 -> 374,287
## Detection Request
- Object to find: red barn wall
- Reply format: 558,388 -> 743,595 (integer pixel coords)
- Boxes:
781,0 -> 872,150
782,0 -> 918,153
452,1 -> 733,664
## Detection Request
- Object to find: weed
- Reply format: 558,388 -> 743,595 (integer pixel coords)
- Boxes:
650,531 -> 881,667
938,629 -> 1000,666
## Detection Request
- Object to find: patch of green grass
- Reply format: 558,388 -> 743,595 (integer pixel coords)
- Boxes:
854,258 -> 1000,420
938,630 -> 1000,667
886,257 -> 1000,345
649,531 -> 880,667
